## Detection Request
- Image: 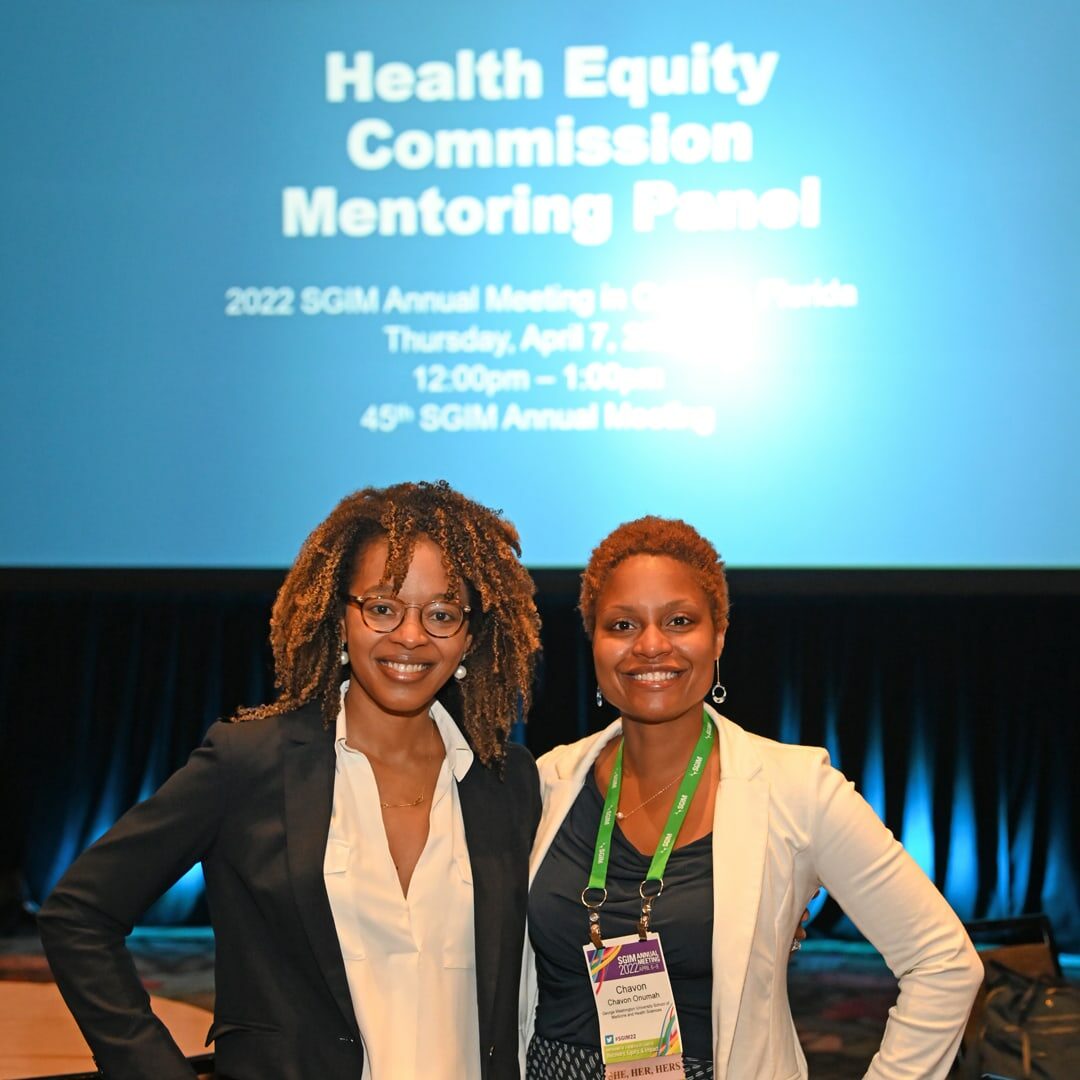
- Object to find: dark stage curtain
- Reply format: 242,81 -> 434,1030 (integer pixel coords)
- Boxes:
0,585 -> 276,923
1,573 -> 1077,948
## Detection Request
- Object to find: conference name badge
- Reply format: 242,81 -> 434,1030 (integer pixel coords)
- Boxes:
583,932 -> 685,1080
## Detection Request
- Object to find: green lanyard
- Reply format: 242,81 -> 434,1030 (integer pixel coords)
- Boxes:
583,711 -> 714,947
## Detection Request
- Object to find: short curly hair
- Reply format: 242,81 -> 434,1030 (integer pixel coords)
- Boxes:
236,481 -> 541,766
580,515 -> 729,637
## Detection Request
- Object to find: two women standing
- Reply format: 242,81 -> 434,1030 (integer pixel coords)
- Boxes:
40,487 -> 981,1080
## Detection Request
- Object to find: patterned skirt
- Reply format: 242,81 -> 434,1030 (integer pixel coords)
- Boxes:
526,1033 -> 714,1079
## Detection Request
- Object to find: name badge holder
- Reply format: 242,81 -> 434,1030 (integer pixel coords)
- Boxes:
582,713 -> 713,1080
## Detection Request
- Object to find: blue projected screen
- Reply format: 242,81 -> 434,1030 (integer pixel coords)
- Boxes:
2,1 -> 1077,568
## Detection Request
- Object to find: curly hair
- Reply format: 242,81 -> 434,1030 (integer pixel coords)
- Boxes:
579,515 -> 729,637
236,480 -> 541,765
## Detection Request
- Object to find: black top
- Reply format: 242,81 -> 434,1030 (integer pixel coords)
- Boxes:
529,770 -> 714,1060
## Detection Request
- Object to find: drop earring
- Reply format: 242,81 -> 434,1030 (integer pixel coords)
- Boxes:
595,686 -> 604,707
454,663 -> 467,681
339,640 -> 349,666
711,658 -> 727,705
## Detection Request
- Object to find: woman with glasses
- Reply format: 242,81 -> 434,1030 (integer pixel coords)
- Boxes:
39,481 -> 542,1080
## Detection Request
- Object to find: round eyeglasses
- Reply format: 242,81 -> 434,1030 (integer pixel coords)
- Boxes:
344,595 -> 471,638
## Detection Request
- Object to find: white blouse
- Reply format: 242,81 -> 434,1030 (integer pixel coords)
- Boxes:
324,692 -> 480,1080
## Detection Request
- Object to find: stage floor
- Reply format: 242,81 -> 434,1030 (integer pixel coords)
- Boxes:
3,928 -> 1077,1079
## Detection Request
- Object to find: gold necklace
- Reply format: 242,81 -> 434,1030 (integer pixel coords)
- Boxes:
615,771 -> 683,820
378,721 -> 440,810
380,792 -> 425,809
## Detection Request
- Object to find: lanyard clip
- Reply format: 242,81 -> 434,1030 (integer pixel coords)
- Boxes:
582,886 -> 608,949
637,878 -> 663,940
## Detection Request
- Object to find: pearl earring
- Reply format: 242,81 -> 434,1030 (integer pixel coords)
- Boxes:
454,663 -> 467,681
339,641 -> 349,666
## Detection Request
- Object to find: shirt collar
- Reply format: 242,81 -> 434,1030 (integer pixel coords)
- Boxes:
335,682 -> 474,781
428,698 -> 475,781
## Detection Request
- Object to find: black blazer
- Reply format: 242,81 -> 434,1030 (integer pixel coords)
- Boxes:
38,701 -> 541,1080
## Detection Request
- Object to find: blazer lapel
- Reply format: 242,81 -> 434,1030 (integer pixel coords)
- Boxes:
709,710 -> 769,1078
458,766 -> 501,1050
530,720 -> 623,884
282,708 -> 359,1038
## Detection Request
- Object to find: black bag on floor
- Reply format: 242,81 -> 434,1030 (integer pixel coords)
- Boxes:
961,959 -> 1080,1079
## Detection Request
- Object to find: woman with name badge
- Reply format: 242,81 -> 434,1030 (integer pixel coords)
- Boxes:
520,516 -> 982,1080
40,481 -> 542,1080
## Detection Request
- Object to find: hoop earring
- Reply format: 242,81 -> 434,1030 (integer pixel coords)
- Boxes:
711,658 -> 727,705
454,663 -> 467,681
595,686 -> 603,707
339,640 -> 349,666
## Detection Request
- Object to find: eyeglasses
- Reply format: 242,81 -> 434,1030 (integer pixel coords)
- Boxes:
344,595 -> 471,638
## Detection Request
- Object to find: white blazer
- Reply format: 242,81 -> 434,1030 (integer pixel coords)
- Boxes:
519,706 -> 982,1080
